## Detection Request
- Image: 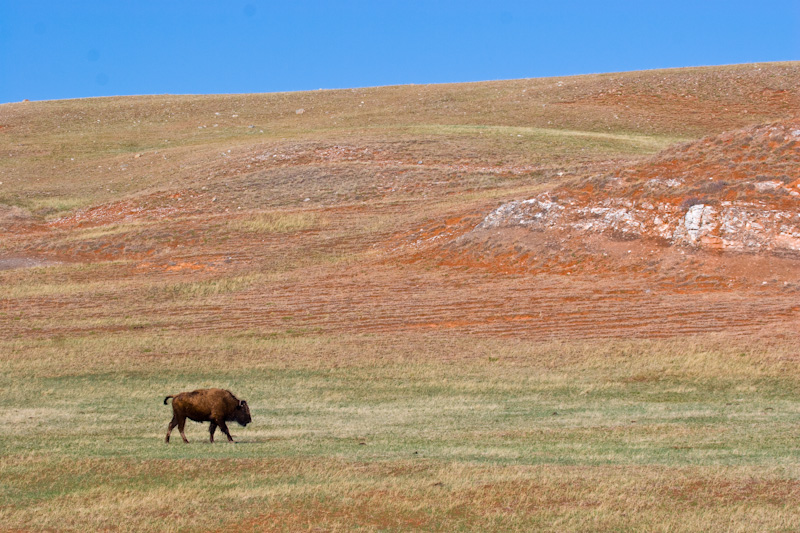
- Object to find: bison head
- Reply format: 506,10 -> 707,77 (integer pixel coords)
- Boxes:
234,400 -> 251,426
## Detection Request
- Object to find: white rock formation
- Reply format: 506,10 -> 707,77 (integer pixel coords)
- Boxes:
476,193 -> 800,254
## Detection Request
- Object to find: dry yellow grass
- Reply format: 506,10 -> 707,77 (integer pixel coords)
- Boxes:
228,211 -> 326,234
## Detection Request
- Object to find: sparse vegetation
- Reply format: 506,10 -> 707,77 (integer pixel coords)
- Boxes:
155,274 -> 259,300
229,211 -> 325,234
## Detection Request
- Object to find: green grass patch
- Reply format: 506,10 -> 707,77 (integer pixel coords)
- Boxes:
408,124 -> 689,155
17,196 -> 88,218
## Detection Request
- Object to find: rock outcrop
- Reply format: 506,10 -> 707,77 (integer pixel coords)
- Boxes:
474,119 -> 800,255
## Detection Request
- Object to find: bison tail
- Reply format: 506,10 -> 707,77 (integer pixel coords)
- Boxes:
164,395 -> 175,405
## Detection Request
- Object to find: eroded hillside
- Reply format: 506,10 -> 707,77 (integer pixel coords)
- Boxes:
1,62 -> 799,341
455,119 -> 800,256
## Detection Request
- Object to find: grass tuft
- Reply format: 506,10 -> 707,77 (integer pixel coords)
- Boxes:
228,212 -> 324,234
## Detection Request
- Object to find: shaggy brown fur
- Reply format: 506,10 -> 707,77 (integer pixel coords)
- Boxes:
164,388 -> 251,443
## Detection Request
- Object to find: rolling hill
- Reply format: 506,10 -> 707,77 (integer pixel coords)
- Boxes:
2,62 -> 799,341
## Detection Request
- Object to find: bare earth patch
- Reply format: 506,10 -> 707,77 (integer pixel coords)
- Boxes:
0,256 -> 60,271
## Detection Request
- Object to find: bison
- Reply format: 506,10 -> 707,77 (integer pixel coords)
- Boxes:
164,388 -> 251,443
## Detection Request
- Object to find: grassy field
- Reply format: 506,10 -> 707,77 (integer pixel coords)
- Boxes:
2,332 -> 800,531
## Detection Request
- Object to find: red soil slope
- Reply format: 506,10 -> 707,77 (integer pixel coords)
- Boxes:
2,64 -> 800,342
396,119 -> 800,339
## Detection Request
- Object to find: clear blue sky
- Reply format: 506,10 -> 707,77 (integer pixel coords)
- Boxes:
1,1 -> 798,104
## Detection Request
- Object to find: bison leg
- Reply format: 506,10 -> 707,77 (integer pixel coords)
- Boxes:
209,422 -> 217,443
217,420 -> 235,442
165,416 -> 177,443
177,416 -> 189,443
166,413 -> 186,443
